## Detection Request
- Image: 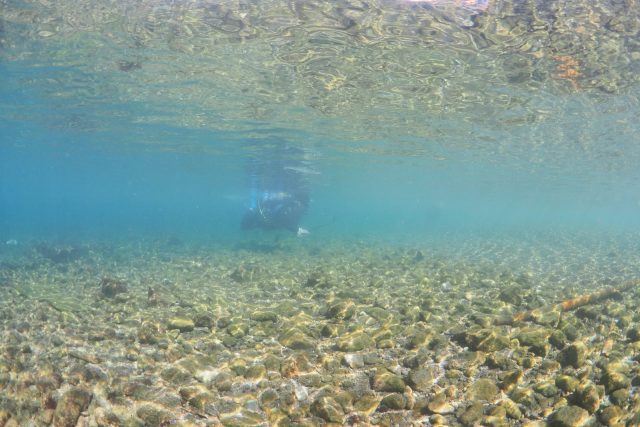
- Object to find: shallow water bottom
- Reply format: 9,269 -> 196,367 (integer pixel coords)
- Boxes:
0,234 -> 639,426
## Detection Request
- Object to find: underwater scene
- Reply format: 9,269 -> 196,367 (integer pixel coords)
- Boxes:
1,0 -> 640,426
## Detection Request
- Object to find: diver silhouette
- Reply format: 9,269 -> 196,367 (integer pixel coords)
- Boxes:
241,146 -> 311,235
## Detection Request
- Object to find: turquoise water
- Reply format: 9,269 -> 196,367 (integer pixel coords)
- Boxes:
4,3 -> 640,425
1,0 -> 640,244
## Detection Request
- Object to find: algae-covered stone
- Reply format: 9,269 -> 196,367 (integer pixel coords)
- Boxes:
353,393 -> 381,415
468,378 -> 498,401
250,310 -> 278,322
372,371 -> 406,393
516,328 -> 550,356
326,300 -> 356,320
610,388 -> 629,406
379,393 -> 407,410
311,396 -> 344,423
244,364 -> 267,380
279,328 -> 315,350
598,405 -> 623,426
573,382 -> 601,413
220,410 -> 264,426
626,326 -> 640,342
52,387 -> 92,427
548,405 -> 589,427
408,367 -> 436,392
136,403 -> 173,426
93,407 -> 122,427
337,331 -> 374,352
499,398 -> 522,420
533,381 -> 558,397
193,312 -> 215,328
458,401 -> 483,426
556,375 -> 580,393
560,342 -> 587,368
428,400 -> 454,414
138,321 -> 160,344
601,369 -> 630,393
500,370 -> 522,392
321,323 -> 340,338
226,321 -> 249,338
499,287 -> 522,305
168,317 -> 194,332
160,366 -> 192,385
463,329 -> 510,352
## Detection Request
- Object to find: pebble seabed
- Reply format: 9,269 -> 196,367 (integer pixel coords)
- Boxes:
1,236 -> 640,427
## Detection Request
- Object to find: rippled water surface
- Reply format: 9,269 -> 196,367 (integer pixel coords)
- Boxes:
1,0 -> 640,236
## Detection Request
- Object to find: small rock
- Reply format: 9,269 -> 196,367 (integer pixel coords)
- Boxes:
468,378 -> 498,401
626,326 -> 640,342
601,368 -> 630,393
428,400 -> 454,414
408,367 -> 436,392
560,342 -> 587,368
326,300 -> 356,320
100,277 -> 127,298
548,405 -> 589,427
516,328 -> 550,356
279,328 -> 315,350
136,403 -> 173,426
337,331 -> 374,352
168,317 -> 194,332
556,375 -> 580,393
458,401 -> 483,426
379,393 -> 407,410
573,382 -> 601,413
250,310 -> 278,322
52,387 -> 92,427
311,396 -> 344,423
598,405 -> 623,426
193,312 -> 215,328
342,353 -> 365,369
372,371 -> 406,393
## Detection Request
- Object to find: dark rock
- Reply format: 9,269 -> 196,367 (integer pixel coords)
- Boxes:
136,403 -> 173,426
379,393 -> 407,410
311,396 -> 344,423
458,401 -> 483,426
372,371 -> 405,393
516,328 -> 550,356
193,312 -> 215,328
626,326 -> 640,342
100,277 -> 128,298
548,405 -> 589,427
498,287 -> 522,305
560,342 -> 587,368
52,387 -> 92,427
572,382 -> 601,413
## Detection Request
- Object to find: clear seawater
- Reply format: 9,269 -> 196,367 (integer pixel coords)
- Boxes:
1,0 -> 639,251
3,1 -> 640,425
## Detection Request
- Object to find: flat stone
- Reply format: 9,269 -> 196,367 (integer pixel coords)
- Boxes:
168,317 -> 194,332
337,331 -> 374,352
548,405 -> 589,427
342,353 -> 365,369
372,371 -> 405,393
428,400 -> 454,414
136,403 -> 173,426
311,396 -> 344,423
468,378 -> 499,401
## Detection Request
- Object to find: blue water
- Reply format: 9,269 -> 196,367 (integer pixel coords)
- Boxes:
1,0 -> 640,248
